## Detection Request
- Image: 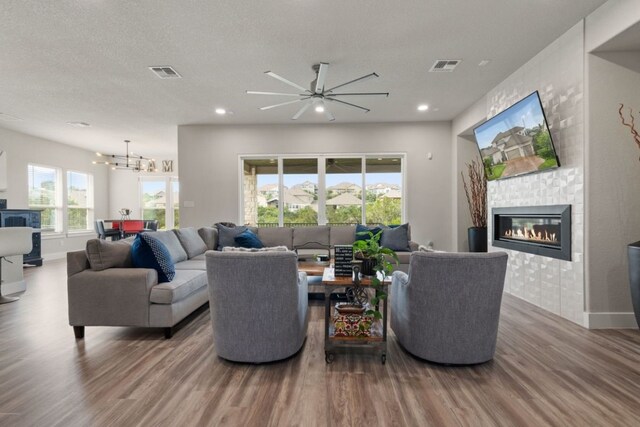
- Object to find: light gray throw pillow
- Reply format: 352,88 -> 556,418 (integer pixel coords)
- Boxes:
216,224 -> 247,250
144,231 -> 188,263
380,223 -> 410,251
173,227 -> 208,259
86,238 -> 134,271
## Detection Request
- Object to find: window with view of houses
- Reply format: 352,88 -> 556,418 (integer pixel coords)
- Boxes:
67,171 -> 94,231
242,155 -> 404,227
140,177 -> 179,230
28,164 -> 62,232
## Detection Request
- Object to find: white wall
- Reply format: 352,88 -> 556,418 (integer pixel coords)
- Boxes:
583,0 -> 640,327
0,127 -> 109,259
177,122 -> 453,250
485,22 -> 586,326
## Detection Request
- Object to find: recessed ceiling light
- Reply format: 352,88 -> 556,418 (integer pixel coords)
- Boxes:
66,121 -> 91,128
417,104 -> 429,112
478,59 -> 491,67
215,108 -> 227,115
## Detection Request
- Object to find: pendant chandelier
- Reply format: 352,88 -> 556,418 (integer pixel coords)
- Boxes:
93,140 -> 157,172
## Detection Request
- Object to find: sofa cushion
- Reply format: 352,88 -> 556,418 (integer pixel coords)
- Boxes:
355,224 -> 383,242
86,238 -> 133,271
221,246 -> 289,253
330,225 -> 356,246
173,227 -> 208,258
217,224 -> 248,249
293,226 -> 330,249
174,259 -> 206,270
149,270 -> 208,304
381,223 -> 410,251
198,227 -> 218,250
190,253 -> 207,261
394,251 -> 412,265
235,229 -> 264,248
131,234 -> 175,283
257,227 -> 293,249
144,231 -> 188,263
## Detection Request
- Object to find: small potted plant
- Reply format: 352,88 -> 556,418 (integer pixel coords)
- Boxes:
352,229 -> 399,320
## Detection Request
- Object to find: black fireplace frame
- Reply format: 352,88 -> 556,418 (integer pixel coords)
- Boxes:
492,205 -> 571,261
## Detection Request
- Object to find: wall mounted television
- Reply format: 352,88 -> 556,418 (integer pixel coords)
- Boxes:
473,91 -> 560,181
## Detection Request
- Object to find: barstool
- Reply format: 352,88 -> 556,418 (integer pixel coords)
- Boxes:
0,227 -> 33,304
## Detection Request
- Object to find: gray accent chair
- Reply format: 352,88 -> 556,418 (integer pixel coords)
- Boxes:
391,251 -> 508,365
205,251 -> 309,363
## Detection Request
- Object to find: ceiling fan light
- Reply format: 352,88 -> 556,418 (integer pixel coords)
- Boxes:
417,104 -> 429,111
315,105 -> 325,113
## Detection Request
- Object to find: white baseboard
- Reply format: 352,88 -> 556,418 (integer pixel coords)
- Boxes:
1,279 -> 26,296
585,312 -> 638,329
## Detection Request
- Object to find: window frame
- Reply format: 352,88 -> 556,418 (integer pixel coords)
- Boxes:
65,169 -> 95,234
138,176 -> 180,230
27,163 -> 63,235
239,153 -> 406,227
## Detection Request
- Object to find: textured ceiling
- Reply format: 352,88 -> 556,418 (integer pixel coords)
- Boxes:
0,0 -> 607,157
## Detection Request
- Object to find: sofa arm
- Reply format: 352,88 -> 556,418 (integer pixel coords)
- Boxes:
67,268 -> 158,327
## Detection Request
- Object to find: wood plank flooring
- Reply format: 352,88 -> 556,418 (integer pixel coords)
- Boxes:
0,260 -> 639,426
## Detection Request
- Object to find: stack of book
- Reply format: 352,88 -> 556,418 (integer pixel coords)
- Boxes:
333,245 -> 354,277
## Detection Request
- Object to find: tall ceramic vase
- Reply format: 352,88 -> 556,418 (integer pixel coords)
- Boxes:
468,227 -> 488,252
628,241 -> 640,328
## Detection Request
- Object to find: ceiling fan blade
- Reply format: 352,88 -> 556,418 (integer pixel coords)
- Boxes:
247,91 -> 307,97
314,62 -> 329,94
265,71 -> 309,92
324,72 -> 378,93
259,98 -> 309,111
325,97 -> 370,113
323,106 -> 335,122
291,101 -> 311,120
326,92 -> 389,97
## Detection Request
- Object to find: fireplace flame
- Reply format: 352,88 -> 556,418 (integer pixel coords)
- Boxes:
504,227 -> 557,243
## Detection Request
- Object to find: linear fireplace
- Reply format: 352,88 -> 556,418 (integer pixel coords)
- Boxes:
492,205 -> 571,261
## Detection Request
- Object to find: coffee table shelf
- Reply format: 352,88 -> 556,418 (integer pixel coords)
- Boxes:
322,267 -> 390,364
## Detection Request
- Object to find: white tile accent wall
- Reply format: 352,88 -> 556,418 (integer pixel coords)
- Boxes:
486,22 -> 585,326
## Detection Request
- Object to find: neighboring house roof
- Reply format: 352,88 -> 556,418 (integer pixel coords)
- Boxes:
491,126 -> 525,145
382,189 -> 402,199
366,183 -> 400,191
326,193 -> 362,206
267,188 -> 314,207
258,183 -> 278,192
328,182 -> 361,191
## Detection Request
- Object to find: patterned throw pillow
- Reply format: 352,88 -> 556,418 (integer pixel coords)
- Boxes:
221,246 -> 289,253
131,234 -> 175,283
234,229 -> 264,249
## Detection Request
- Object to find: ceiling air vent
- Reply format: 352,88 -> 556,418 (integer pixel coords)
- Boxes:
429,60 -> 461,72
148,66 -> 182,79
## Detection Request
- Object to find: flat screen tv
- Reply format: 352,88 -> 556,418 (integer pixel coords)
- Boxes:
473,91 -> 560,181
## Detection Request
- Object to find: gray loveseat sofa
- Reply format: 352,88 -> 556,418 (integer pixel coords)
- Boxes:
67,228 -> 212,339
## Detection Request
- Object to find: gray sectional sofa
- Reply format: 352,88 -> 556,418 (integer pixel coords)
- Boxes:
67,223 -> 423,339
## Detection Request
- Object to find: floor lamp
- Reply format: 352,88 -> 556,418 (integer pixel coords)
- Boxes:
0,227 -> 33,304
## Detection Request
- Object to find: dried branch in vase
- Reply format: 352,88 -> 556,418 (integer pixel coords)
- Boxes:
618,104 -> 640,161
461,158 -> 487,228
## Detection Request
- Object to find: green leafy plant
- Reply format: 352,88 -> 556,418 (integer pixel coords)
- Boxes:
352,229 -> 399,320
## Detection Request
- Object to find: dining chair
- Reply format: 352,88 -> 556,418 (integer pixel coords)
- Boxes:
95,220 -> 121,240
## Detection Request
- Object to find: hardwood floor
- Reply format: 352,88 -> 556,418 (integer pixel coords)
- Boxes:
0,260 -> 639,426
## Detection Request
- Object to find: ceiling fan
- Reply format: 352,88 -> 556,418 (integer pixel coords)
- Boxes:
246,62 -> 389,121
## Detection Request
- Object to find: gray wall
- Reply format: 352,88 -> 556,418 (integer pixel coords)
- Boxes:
586,53 -> 640,316
177,122 -> 453,250
0,127 -> 109,259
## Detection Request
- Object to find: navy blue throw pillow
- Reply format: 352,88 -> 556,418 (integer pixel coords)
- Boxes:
355,224 -> 383,242
234,229 -> 264,249
131,233 -> 175,283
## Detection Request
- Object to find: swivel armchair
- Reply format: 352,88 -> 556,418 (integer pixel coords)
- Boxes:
0,227 -> 33,303
391,251 -> 508,364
